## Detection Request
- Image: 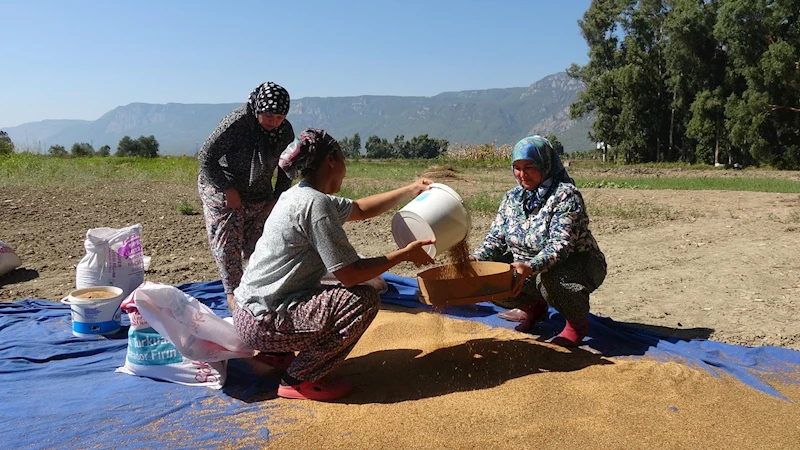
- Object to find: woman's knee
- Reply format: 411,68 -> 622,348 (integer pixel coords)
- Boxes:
537,270 -> 588,301
589,258 -> 607,292
537,271 -> 590,319
352,285 -> 380,312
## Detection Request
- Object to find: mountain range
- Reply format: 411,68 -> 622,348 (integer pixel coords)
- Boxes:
3,72 -> 594,156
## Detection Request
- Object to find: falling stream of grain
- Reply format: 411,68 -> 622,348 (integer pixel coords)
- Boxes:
440,239 -> 477,279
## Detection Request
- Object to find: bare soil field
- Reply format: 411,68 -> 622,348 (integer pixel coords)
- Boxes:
2,167 -> 799,350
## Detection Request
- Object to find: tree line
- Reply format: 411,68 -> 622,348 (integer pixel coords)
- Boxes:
568,0 -> 800,169
1,130 -> 569,161
0,134 -> 161,158
1,132 -> 452,160
337,133 -> 451,159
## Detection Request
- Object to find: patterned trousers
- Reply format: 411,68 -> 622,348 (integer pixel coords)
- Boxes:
198,182 -> 271,294
492,250 -> 607,323
233,284 -> 380,382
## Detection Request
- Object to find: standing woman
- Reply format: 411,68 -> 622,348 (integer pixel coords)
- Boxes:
234,128 -> 435,401
472,136 -> 607,347
198,82 -> 294,310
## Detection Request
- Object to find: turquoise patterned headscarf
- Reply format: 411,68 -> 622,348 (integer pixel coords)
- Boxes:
512,135 -> 574,215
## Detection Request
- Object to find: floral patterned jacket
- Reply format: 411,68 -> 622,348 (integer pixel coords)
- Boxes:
472,183 -> 604,274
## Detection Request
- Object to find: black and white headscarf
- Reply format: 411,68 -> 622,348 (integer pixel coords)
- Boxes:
247,81 -> 290,116
244,82 -> 291,186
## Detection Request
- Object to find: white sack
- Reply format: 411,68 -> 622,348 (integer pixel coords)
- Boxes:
116,295 -> 227,389
126,281 -> 255,362
76,224 -> 145,296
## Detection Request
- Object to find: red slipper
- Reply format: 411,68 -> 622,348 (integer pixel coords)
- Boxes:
253,352 -> 295,370
277,377 -> 352,401
549,317 -> 589,347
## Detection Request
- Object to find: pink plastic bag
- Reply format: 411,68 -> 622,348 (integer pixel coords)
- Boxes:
124,281 -> 255,362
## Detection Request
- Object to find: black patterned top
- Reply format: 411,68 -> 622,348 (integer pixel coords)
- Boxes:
197,102 -> 295,202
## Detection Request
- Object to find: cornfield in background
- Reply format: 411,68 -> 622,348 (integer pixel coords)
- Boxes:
445,142 -> 513,164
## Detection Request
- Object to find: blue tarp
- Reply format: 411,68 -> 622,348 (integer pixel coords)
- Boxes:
1,276 -> 799,448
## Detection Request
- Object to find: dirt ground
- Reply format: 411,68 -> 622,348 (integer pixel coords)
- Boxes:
1,167 -> 799,350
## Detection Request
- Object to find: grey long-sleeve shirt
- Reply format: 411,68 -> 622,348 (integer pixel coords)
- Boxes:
197,103 -> 295,202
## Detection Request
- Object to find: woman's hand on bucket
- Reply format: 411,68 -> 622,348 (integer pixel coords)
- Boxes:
349,178 -> 434,222
407,178 -> 433,198
404,238 -> 436,267
510,262 -> 532,297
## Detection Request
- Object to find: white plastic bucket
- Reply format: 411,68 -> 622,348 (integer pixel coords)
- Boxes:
391,183 -> 471,258
61,286 -> 125,337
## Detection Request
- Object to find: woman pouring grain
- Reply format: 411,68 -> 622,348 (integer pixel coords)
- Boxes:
233,128 -> 435,401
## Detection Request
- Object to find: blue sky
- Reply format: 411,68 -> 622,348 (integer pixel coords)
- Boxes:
0,0 -> 592,127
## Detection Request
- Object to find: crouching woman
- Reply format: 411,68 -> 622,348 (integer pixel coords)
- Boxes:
233,128 -> 434,401
473,135 -> 607,347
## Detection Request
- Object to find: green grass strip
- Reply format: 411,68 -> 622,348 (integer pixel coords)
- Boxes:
576,177 -> 800,193
0,154 -> 198,187
3,154 -> 798,194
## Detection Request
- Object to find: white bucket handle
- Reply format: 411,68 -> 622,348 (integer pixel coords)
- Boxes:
428,183 -> 464,203
62,295 -> 121,305
61,296 -> 87,305
62,296 -> 102,305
